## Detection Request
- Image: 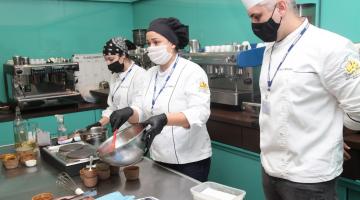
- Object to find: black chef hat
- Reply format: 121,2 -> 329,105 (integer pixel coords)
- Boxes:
147,17 -> 189,49
103,37 -> 136,56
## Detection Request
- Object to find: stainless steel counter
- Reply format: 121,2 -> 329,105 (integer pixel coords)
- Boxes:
0,145 -> 199,200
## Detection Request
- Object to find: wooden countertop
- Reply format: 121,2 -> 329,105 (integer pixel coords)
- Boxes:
90,88 -> 109,100
210,106 -> 259,129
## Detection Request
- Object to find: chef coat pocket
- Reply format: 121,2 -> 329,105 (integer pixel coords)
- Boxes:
289,71 -> 319,94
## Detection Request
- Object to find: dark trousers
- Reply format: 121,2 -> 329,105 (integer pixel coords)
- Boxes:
262,168 -> 338,200
156,157 -> 211,182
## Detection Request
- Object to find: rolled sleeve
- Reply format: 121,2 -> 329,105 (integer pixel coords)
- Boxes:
322,41 -> 360,130
181,69 -> 211,128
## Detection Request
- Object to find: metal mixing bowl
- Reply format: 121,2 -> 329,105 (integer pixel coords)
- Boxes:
97,124 -> 146,166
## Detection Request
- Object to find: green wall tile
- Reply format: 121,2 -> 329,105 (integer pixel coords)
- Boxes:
0,121 -> 15,146
133,0 -> 259,47
320,0 -> 360,42
133,0 -> 360,45
0,0 -> 134,102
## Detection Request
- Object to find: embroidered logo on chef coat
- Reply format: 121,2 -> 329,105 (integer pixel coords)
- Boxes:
199,81 -> 208,89
344,58 -> 360,80
199,81 -> 209,92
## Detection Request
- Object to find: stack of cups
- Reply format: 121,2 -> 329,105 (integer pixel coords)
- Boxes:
80,167 -> 98,187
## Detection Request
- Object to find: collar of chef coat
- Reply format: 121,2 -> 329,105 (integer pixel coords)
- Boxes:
157,54 -> 179,77
115,61 -> 134,80
272,18 -> 309,49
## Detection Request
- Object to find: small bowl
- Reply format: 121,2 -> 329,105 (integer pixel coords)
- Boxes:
123,165 -> 139,181
81,167 -> 97,178
32,192 -> 53,200
83,176 -> 98,188
2,154 -> 19,170
25,159 -> 37,167
1,153 -> 17,161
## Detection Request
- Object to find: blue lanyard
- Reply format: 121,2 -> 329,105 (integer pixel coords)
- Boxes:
111,63 -> 134,102
151,55 -> 179,111
267,23 -> 309,91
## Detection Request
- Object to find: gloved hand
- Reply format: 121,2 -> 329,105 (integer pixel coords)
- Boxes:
110,107 -> 134,130
86,121 -> 101,130
142,113 -> 168,153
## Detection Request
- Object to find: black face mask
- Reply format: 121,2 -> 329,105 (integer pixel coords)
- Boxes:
108,61 -> 124,73
251,7 -> 281,42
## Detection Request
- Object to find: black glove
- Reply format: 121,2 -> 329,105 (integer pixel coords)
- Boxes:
110,107 -> 134,130
86,122 -> 101,130
142,113 -> 168,153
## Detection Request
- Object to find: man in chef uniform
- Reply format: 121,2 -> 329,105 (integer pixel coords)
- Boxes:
239,0 -> 360,199
110,17 -> 212,182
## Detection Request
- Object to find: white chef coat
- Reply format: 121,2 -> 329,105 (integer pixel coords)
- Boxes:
132,56 -> 212,164
102,63 -> 146,130
259,19 -> 360,183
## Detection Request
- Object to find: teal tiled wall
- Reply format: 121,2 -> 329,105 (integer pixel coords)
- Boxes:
133,0 -> 259,46
320,0 -> 360,42
1,0 -> 359,103
133,0 -> 360,44
0,0 -> 134,102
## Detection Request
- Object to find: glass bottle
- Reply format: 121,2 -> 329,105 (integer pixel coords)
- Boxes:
13,106 -> 28,148
55,114 -> 68,143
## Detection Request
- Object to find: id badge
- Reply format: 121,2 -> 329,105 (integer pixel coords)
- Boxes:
262,100 -> 271,115
262,91 -> 271,115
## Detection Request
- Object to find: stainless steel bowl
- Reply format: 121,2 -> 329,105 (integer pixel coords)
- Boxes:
77,127 -> 107,147
97,124 -> 146,167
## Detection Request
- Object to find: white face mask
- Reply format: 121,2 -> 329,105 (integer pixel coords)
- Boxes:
147,45 -> 172,65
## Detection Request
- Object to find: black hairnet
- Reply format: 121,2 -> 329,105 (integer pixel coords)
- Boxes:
147,17 -> 189,49
103,37 -> 136,56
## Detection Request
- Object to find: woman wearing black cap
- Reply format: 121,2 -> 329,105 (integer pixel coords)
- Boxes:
110,18 -> 212,182
86,37 -> 146,130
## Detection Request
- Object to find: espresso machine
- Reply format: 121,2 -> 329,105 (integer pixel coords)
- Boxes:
128,29 -> 153,69
181,47 -> 263,107
3,61 -> 82,110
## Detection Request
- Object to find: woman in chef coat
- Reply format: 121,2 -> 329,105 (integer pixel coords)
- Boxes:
110,18 -> 212,182
86,37 -> 146,130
